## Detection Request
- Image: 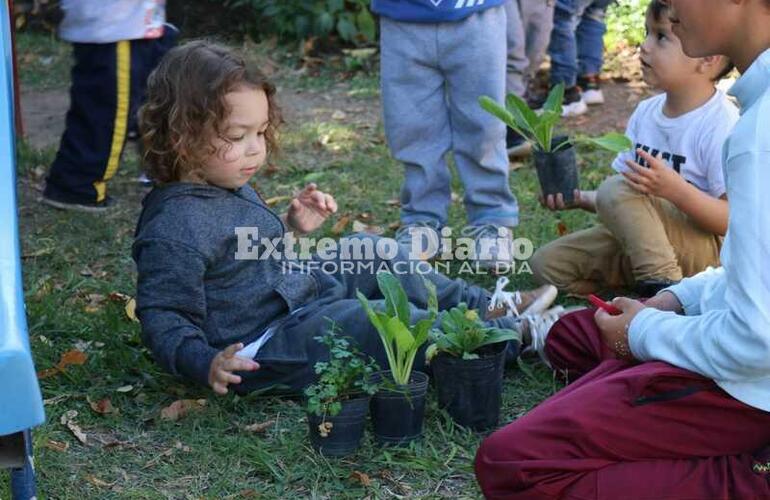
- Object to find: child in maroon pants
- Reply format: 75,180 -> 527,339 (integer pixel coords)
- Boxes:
475,0 -> 770,497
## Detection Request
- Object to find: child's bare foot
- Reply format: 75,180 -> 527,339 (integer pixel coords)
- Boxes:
486,277 -> 558,320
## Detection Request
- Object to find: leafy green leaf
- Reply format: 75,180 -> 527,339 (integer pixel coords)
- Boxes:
377,272 -> 411,325
478,96 -> 520,133
575,132 -> 633,153
543,83 -> 565,115
505,93 -> 539,134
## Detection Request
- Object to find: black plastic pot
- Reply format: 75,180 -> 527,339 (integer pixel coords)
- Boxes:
370,370 -> 429,446
534,136 -> 579,204
307,394 -> 370,457
431,343 -> 506,431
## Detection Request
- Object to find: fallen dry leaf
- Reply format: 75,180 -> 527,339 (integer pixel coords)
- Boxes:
108,291 -> 131,302
89,397 -> 117,415
142,447 -> 175,469
349,471 -> 372,487
388,221 -> 401,231
352,220 -> 385,236
557,221 -> 569,237
385,198 -> 400,207
160,399 -> 207,421
85,474 -> 112,488
124,298 -> 138,322
37,349 -> 88,379
45,440 -> 69,453
60,410 -> 87,445
84,293 -> 106,313
243,419 -> 275,433
115,385 -> 134,393
331,215 -> 351,235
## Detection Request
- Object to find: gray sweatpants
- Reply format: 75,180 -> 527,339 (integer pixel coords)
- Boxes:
505,0 -> 556,97
380,6 -> 519,228
234,235 -> 518,394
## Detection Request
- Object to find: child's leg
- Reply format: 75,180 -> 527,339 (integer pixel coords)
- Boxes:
475,358 -> 770,499
596,175 -> 721,283
380,18 -> 452,226
441,6 -> 519,227
530,224 -> 634,295
520,0 -> 556,89
548,0 -> 582,87
575,0 -> 611,77
505,0 -> 529,98
322,235 -> 491,312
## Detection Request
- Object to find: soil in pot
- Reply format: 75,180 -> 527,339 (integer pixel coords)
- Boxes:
431,343 -> 506,432
534,136 -> 579,205
370,370 -> 429,446
307,394 -> 370,457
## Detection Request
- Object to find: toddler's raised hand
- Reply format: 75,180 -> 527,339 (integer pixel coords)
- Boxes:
208,343 -> 260,395
286,183 -> 338,234
623,149 -> 685,201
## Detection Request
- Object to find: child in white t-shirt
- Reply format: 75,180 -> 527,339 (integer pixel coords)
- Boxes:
530,1 -> 739,296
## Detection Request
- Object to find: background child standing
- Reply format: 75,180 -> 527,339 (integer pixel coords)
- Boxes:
372,0 -> 520,269
531,0 -> 738,297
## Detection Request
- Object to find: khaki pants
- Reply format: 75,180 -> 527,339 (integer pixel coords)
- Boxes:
530,175 -> 722,295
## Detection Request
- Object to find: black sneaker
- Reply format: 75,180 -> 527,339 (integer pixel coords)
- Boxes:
506,128 -> 532,158
634,279 -> 679,297
41,191 -> 117,213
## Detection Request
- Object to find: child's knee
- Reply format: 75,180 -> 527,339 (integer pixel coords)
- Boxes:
530,244 -> 571,289
595,174 -> 638,216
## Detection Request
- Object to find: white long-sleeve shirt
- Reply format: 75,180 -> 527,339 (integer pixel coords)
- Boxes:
629,48 -> 770,412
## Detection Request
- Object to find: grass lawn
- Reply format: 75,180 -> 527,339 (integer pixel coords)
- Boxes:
4,32 -> 626,499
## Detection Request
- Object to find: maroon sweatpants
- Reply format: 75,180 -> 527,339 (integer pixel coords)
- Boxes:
475,308 -> 770,499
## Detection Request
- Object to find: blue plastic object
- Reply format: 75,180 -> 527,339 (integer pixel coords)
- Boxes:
0,1 -> 45,436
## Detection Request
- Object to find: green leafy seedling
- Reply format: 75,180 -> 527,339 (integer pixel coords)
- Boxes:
356,272 -> 437,386
479,83 -> 633,154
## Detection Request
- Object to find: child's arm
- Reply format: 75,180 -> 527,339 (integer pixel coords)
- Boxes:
540,190 -> 598,213
623,149 -> 728,236
282,183 -> 338,234
134,239 -> 258,390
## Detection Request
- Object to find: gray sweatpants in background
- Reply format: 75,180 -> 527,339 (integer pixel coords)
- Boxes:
380,6 -> 519,228
505,0 -> 556,97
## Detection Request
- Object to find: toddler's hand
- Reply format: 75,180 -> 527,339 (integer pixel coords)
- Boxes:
623,149 -> 686,201
208,343 -> 260,395
539,190 -> 594,212
286,183 -> 338,234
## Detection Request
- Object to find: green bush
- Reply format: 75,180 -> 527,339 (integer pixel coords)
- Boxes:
605,0 -> 648,49
224,0 -> 376,45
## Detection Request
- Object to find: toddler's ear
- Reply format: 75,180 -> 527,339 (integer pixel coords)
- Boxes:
697,55 -> 732,78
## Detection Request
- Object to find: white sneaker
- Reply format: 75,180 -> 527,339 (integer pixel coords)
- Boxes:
520,306 -> 567,366
562,98 -> 588,117
582,88 -> 605,105
487,276 -> 558,318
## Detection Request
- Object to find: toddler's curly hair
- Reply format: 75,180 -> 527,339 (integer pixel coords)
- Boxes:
139,41 -> 282,184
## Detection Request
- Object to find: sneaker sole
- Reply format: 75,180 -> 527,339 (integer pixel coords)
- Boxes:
582,90 -> 605,105
562,100 -> 588,117
40,196 -> 112,213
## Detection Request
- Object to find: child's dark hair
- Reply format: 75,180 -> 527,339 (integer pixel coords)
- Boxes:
647,0 -> 734,81
139,41 -> 282,184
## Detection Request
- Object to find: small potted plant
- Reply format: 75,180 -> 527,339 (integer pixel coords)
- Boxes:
479,84 -> 632,205
426,304 -> 519,431
304,328 -> 379,457
356,271 -> 436,446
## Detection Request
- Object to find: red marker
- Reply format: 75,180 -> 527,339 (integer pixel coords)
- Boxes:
588,294 -> 622,315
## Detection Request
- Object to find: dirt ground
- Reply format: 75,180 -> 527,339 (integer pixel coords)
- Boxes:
20,78 -> 652,151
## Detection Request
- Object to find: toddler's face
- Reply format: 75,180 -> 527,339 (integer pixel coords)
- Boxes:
201,86 -> 269,190
639,13 -> 700,91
